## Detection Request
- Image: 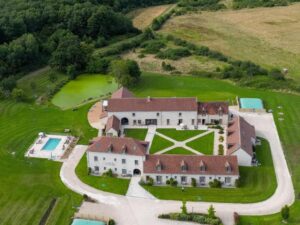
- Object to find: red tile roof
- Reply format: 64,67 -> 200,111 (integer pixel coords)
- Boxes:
111,87 -> 134,99
144,155 -> 239,176
198,102 -> 229,115
105,115 -> 120,132
87,136 -> 148,156
227,116 -> 256,156
107,97 -> 198,112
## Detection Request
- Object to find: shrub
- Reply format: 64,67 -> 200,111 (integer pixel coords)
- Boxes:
218,144 -> 224,155
181,201 -> 187,214
146,177 -> 154,186
281,205 -> 289,221
209,179 -> 221,188
219,136 -> 224,142
162,61 -> 175,71
207,205 -> 216,218
141,39 -> 166,54
156,48 -> 191,60
108,219 -> 116,225
87,56 -> 114,74
167,178 -> 178,186
235,178 -> 241,188
11,88 -> 26,102
103,169 -> 114,177
269,68 -> 285,80
191,178 -> 197,187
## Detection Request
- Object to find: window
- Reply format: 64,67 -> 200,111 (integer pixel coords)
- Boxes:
103,157 -> 106,160
114,158 -> 117,162
191,119 -> 195,125
156,112 -> 160,116
132,113 -> 135,117
122,159 -> 126,164
138,120 -> 141,125
114,168 -> 117,172
94,156 -> 98,161
179,112 -> 182,116
178,119 -> 183,125
104,167 -> 106,170
156,176 -> 162,184
134,160 -> 138,165
225,177 -> 231,184
181,176 -> 187,184
122,169 -> 127,175
167,119 -> 170,125
199,176 -> 205,184
133,120 -> 137,125
94,166 -> 99,172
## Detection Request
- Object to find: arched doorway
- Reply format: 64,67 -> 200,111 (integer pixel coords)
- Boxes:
121,117 -> 129,125
133,169 -> 141,175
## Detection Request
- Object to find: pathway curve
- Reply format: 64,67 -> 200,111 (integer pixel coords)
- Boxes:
126,176 -> 156,199
60,112 -> 294,225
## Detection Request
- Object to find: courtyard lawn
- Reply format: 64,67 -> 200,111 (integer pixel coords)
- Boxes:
149,135 -> 174,154
52,74 -> 118,109
156,129 -> 206,141
75,154 -> 130,195
143,139 -> 276,203
124,128 -> 148,140
164,147 -> 195,155
186,132 -> 215,155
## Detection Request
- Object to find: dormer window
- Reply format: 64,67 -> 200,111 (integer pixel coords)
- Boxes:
225,161 -> 232,173
181,160 -> 188,172
179,112 -> 182,117
132,113 -> 135,117
202,107 -> 206,116
156,160 -> 162,171
122,144 -> 127,154
199,160 -> 206,172
107,143 -> 113,152
157,112 -> 160,116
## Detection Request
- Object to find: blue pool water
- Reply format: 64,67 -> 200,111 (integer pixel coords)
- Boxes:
240,98 -> 264,109
72,219 -> 106,225
42,138 -> 61,151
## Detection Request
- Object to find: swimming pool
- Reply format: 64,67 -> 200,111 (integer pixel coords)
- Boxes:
71,218 -> 106,225
42,138 -> 61,151
240,98 -> 264,109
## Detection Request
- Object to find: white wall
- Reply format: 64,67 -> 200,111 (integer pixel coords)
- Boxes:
87,152 -> 145,176
232,149 -> 252,166
107,111 -> 228,126
142,173 -> 239,187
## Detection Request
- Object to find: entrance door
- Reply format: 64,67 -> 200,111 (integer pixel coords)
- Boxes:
145,119 -> 157,125
133,169 -> 141,175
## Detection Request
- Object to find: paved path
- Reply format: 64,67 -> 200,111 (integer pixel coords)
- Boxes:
145,126 -> 156,152
155,131 -> 213,155
126,176 -> 156,199
60,112 -> 294,225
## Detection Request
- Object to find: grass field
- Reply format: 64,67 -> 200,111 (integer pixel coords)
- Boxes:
164,147 -> 195,155
52,74 -> 117,109
128,4 -> 175,30
156,129 -> 206,141
17,67 -> 68,100
75,154 -> 130,195
0,100 -> 97,225
143,139 -> 276,202
149,135 -> 174,154
124,128 -> 148,140
160,3 -> 300,81
186,132 -> 215,155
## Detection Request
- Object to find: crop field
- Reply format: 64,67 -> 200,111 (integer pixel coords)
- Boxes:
160,3 -> 300,81
128,4 -> 175,30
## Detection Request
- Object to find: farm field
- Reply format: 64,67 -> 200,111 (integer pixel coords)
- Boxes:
128,4 -> 175,30
52,74 -> 117,109
75,154 -> 130,195
143,139 -> 276,203
160,3 -> 300,81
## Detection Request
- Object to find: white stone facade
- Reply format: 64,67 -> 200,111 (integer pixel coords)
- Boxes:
87,151 -> 145,176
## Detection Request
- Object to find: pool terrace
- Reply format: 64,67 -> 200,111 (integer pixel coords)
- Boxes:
25,133 -> 75,161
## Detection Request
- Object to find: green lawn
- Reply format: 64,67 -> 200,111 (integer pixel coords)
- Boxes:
156,129 -> 206,141
143,139 -> 276,203
164,147 -> 195,155
75,154 -> 130,195
124,128 -> 148,140
52,74 -> 118,109
186,132 -> 215,155
149,135 -> 174,154
0,100 -> 97,225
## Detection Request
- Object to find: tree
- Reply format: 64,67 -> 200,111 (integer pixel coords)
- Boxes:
0,76 -> 17,91
281,205 -> 289,221
207,205 -> 216,218
110,59 -> 141,87
181,200 -> 187,214
11,88 -> 26,102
